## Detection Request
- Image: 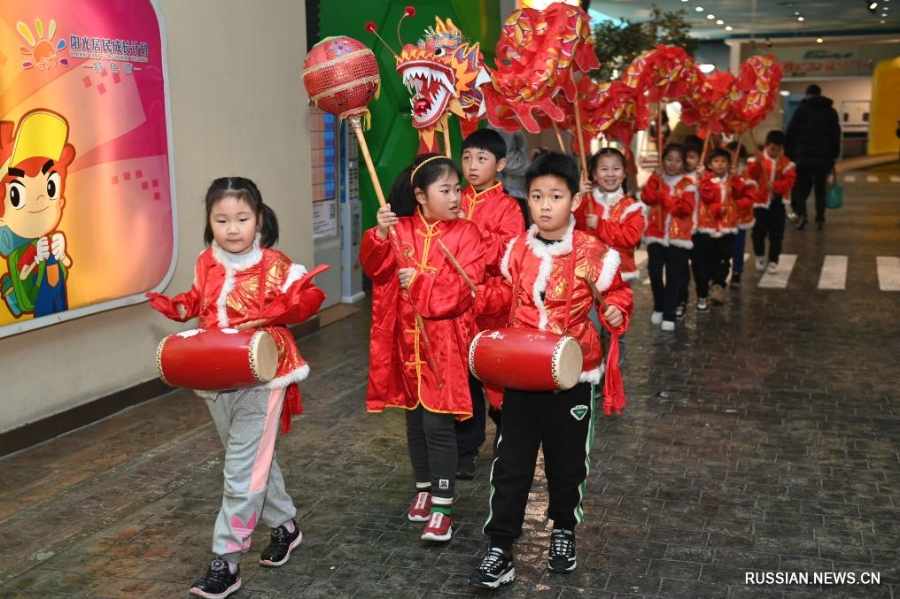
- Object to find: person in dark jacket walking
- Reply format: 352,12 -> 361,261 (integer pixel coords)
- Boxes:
785,84 -> 841,230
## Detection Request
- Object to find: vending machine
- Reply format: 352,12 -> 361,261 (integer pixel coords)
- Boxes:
339,121 -> 365,303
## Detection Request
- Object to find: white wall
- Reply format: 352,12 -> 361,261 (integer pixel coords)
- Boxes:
0,0 -> 313,433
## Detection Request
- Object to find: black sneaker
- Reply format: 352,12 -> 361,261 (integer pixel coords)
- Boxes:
730,273 -> 741,288
190,558 -> 241,599
456,453 -> 477,480
259,520 -> 302,567
469,547 -> 515,589
548,529 -> 577,573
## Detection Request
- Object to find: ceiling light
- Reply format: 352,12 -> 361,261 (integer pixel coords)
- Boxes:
716,19 -> 724,24
883,12 -> 889,15
868,1 -> 879,12
725,25 -> 733,30
698,63 -> 716,74
695,6 -> 704,11
816,37 -> 824,42
798,15 -> 805,20
779,90 -> 790,96
707,14 -> 716,19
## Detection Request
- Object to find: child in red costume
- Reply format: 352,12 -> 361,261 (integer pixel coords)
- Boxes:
469,152 -> 632,589
696,149 -> 755,307
747,130 -> 797,273
641,143 -> 697,331
147,177 -> 326,599
360,154 -> 486,543
456,128 -> 526,478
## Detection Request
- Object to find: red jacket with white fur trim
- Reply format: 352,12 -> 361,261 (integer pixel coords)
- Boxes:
475,219 -> 633,408
641,173 -> 697,249
746,153 -> 796,208
698,172 -> 755,236
573,187 -> 646,281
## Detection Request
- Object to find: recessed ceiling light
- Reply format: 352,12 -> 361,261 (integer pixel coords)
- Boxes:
699,63 -> 716,74
725,25 -> 733,30
695,6 -> 704,11
882,12 -> 888,15
716,19 -> 724,24
816,37 -> 824,42
707,14 -> 715,19
798,15 -> 805,20
868,1 -> 879,11
779,90 -> 790,96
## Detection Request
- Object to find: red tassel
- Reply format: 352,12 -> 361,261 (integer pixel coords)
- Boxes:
365,22 -> 377,33
602,333 -> 626,417
280,384 -> 304,434
404,6 -> 416,17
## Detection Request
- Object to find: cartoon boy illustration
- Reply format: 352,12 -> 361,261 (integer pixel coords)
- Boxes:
0,109 -> 76,318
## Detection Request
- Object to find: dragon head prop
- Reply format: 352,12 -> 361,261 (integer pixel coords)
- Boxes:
368,11 -> 490,152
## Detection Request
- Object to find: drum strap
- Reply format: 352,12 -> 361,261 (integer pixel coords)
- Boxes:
507,241 -> 576,333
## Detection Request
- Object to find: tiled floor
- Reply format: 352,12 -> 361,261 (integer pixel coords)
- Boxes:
0,164 -> 898,598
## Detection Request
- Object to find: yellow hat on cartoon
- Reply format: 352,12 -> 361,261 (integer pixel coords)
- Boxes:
9,110 -> 69,166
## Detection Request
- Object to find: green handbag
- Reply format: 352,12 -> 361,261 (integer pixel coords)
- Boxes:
825,169 -> 843,209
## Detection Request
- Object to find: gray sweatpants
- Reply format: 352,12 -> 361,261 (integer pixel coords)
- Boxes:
205,387 -> 297,560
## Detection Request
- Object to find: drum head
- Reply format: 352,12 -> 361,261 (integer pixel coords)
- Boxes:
250,331 -> 279,382
553,336 -> 583,390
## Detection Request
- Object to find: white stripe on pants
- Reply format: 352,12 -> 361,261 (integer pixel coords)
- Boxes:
205,387 -> 297,558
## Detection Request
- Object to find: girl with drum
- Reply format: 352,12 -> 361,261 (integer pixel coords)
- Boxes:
360,154 -> 486,544
468,152 -> 633,589
147,177 -> 325,599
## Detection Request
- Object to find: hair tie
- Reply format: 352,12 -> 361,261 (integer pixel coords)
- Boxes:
410,155 -> 446,185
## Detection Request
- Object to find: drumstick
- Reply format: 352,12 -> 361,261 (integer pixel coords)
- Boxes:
437,239 -> 477,296
585,277 -> 610,312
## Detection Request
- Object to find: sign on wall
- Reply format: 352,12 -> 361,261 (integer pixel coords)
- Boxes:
0,0 -> 175,338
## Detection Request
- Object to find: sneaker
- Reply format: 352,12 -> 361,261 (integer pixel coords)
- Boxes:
767,262 -> 778,273
696,297 -> 709,312
421,511 -> 452,541
456,453 -> 477,480
730,273 -> 741,288
408,491 -> 432,522
795,215 -> 808,230
548,529 -> 577,573
709,285 -> 725,306
469,547 -> 515,589
190,559 -> 241,599
661,320 -> 675,331
259,520 -> 302,567
675,302 -> 686,319
650,311 -> 663,325
755,256 -> 766,271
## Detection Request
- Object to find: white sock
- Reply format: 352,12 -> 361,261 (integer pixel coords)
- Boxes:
282,519 -> 295,534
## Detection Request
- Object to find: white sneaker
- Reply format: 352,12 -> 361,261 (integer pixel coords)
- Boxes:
754,257 -> 766,271
650,311 -> 663,325
767,262 -> 778,273
661,320 -> 675,331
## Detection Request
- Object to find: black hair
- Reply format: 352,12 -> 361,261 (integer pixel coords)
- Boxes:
805,84 -> 822,96
725,141 -> 748,160
388,154 -> 461,216
461,128 -> 507,161
661,143 -> 687,163
588,147 -> 629,194
706,148 -> 731,166
525,151 -> 579,196
765,130 -> 786,147
683,134 -> 703,156
204,176 -> 278,248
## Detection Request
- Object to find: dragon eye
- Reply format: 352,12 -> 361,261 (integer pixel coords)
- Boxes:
433,47 -> 445,56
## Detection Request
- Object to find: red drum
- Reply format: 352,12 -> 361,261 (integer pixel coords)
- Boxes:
157,328 -> 278,391
469,328 -> 583,391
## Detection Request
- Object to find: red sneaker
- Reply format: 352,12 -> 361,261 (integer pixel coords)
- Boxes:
421,512 -> 452,541
407,491 -> 431,522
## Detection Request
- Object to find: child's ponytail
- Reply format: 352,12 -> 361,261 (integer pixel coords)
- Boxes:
258,202 -> 280,248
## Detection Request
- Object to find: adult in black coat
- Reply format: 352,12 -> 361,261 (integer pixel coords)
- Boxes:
785,84 -> 841,230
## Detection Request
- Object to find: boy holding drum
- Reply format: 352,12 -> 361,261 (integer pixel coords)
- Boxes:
468,152 -> 633,589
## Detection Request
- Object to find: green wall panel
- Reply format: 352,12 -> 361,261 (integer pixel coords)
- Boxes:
320,0 -> 501,230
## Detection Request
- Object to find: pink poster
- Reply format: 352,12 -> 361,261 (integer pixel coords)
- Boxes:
0,0 -> 174,337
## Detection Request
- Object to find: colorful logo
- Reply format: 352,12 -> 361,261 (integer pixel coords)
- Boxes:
17,18 -> 69,70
